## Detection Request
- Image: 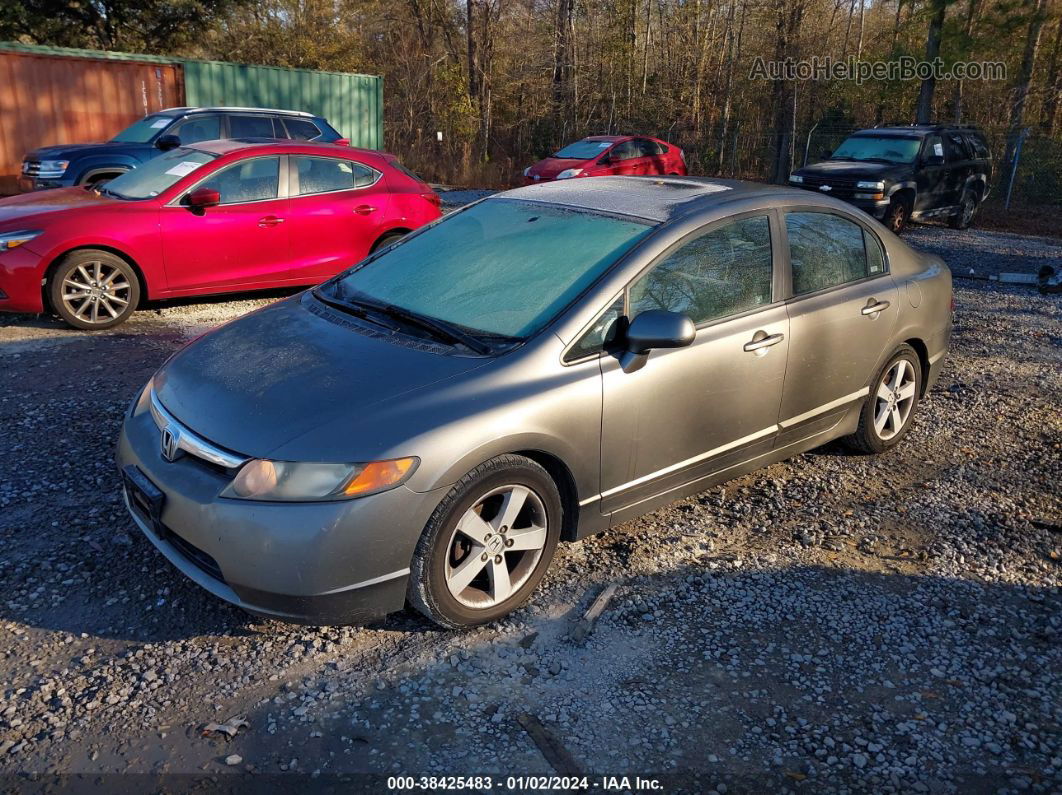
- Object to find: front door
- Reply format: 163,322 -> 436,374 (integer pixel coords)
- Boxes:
915,134 -> 948,213
776,210 -> 899,446
599,212 -> 788,515
286,155 -> 393,279
160,155 -> 295,294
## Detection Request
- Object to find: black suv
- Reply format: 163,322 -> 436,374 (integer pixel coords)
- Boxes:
788,124 -> 992,233
19,106 -> 346,192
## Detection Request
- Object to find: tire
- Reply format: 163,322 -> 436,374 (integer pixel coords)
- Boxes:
884,196 -> 911,234
370,231 -> 406,253
408,454 -> 563,629
843,344 -> 922,455
48,249 -> 140,330
948,190 -> 977,230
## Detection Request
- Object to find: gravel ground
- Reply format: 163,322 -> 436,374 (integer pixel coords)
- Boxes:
0,221 -> 1059,792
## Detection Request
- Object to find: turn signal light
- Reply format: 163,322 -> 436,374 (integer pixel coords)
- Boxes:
343,457 -> 419,496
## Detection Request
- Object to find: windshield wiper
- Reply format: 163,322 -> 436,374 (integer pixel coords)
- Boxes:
312,288 -> 404,332
315,289 -> 492,354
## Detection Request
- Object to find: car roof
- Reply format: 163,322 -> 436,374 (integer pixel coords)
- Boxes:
185,138 -> 375,158
496,176 -> 833,223
157,106 -> 316,118
855,124 -> 985,138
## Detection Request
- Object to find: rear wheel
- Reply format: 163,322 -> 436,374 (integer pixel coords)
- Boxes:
844,344 -> 922,454
408,455 -> 562,629
48,250 -> 140,330
884,196 -> 911,234
948,190 -> 977,229
370,230 -> 407,253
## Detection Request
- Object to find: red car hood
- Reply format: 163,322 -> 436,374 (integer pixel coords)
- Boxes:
527,158 -> 588,180
0,187 -> 124,227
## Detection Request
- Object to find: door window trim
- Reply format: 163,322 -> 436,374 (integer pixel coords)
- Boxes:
287,155 -> 382,198
167,154 -> 290,207
778,205 -> 892,304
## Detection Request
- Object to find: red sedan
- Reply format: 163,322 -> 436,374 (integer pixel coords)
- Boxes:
0,140 -> 441,329
523,135 -> 686,185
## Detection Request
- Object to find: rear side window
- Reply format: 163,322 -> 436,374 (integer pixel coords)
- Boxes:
944,132 -> 970,161
637,139 -> 667,156
786,212 -> 877,295
630,215 -> 774,324
284,118 -> 323,140
611,141 -> 641,161
294,156 -> 378,195
195,156 -> 281,204
965,134 -> 991,159
229,115 -> 277,138
172,115 -> 221,145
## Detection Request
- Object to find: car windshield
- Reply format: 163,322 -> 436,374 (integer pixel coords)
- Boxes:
552,139 -> 616,160
102,148 -> 216,200
830,135 -> 921,164
111,114 -> 174,143
326,198 -> 654,340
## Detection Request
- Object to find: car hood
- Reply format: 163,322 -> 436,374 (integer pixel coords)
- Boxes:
26,141 -> 154,160
794,160 -> 912,181
527,157 -> 590,179
0,186 -> 125,226
153,294 -> 492,460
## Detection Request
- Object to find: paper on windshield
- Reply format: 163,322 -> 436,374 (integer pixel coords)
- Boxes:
150,118 -> 170,129
164,161 -> 201,177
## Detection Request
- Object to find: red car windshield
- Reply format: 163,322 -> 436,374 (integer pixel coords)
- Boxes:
551,139 -> 616,159
103,149 -> 216,200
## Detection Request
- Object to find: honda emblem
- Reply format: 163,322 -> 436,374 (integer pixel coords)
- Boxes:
160,426 -> 182,462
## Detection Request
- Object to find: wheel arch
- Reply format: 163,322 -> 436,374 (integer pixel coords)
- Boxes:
903,336 -> 931,396
42,245 -> 148,311
75,166 -> 130,186
370,227 -> 412,252
513,449 -> 580,542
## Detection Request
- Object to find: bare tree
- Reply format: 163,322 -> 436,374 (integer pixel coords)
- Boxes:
914,0 -> 948,123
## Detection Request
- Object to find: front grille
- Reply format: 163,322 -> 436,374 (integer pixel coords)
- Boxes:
797,177 -> 860,199
164,526 -> 224,581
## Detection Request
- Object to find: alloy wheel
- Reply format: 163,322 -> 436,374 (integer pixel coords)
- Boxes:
960,196 -> 975,227
444,484 -> 548,608
60,261 -> 131,325
873,358 -> 917,440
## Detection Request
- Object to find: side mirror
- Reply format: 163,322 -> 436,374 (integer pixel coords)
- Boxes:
820,149 -> 832,159
924,154 -> 944,166
186,187 -> 220,209
620,310 -> 696,373
156,134 -> 181,151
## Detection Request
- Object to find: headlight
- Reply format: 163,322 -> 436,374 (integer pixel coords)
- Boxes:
222,456 -> 419,501
788,174 -> 804,183
857,180 -> 885,190
0,230 -> 43,252
523,167 -> 532,177
37,160 -> 70,178
556,168 -> 583,179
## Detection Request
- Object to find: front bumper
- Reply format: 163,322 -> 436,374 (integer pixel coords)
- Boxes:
116,400 -> 445,625
18,176 -> 72,192
0,245 -> 48,313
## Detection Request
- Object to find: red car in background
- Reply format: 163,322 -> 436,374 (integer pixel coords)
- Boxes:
0,140 -> 441,329
523,135 -> 686,184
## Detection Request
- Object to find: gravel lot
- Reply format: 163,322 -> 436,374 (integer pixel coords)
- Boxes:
0,218 -> 1059,792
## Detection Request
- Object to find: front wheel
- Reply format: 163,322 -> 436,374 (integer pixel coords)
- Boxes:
843,344 -> 922,454
408,455 -> 562,629
884,197 -> 911,234
48,250 -> 140,330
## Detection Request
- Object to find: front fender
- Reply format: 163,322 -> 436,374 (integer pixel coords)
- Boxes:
69,154 -> 147,185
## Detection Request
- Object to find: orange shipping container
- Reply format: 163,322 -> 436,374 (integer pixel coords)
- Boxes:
0,49 -> 181,194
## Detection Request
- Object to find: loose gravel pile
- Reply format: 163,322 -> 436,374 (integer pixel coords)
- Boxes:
0,223 -> 1058,791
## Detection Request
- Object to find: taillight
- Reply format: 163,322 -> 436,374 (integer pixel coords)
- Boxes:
421,191 -> 441,209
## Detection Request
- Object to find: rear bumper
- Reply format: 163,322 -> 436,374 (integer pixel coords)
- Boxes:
0,245 -> 47,313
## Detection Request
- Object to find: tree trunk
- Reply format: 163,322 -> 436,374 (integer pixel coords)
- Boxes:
914,0 -> 947,124
1003,0 -> 1049,168
1040,15 -> 1062,134
951,0 -> 980,123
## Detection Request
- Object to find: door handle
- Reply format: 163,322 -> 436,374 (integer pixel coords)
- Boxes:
862,300 -> 891,316
743,332 -> 785,353
354,204 -> 377,215
258,216 -> 285,228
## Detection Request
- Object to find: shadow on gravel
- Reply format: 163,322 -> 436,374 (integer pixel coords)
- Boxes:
212,562 -> 1061,790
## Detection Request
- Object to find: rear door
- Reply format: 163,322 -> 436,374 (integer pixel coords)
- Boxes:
776,209 -> 898,446
606,140 -> 645,175
286,154 -> 392,278
636,138 -> 668,175
159,154 -> 296,293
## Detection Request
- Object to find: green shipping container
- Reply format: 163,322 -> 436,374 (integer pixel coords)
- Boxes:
183,60 -> 383,150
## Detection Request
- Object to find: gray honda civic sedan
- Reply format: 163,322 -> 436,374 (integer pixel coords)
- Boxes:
118,176 -> 952,628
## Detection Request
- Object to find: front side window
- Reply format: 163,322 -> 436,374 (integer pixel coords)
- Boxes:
194,156 -> 281,204
229,115 -> 277,138
567,296 -> 625,361
630,215 -> 774,324
924,135 -> 944,162
294,156 -> 377,195
786,212 -> 877,295
171,115 -> 221,145
326,199 -> 654,339
103,148 -> 215,199
831,135 -> 921,164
